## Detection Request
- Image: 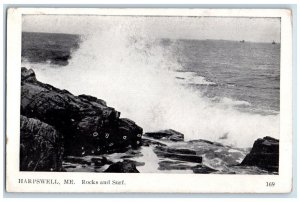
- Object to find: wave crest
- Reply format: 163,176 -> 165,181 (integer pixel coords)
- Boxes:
22,19 -> 279,148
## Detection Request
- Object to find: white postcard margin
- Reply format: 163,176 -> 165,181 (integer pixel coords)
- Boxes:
6,8 -> 293,193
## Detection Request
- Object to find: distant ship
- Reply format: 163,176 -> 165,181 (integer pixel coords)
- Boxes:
240,40 -> 245,43
272,40 -> 276,44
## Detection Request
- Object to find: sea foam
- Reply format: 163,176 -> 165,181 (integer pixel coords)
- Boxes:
22,18 -> 280,148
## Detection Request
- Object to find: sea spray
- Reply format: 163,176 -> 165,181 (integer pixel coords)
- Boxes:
22,18 -> 280,148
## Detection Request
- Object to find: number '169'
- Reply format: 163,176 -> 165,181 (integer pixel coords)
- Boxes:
266,182 -> 275,187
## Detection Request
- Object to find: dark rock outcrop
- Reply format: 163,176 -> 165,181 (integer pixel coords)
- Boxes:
144,129 -> 184,142
20,115 -> 64,171
104,161 -> 139,173
240,136 -> 279,172
20,67 -> 143,156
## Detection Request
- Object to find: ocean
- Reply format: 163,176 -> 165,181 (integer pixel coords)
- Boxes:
21,31 -> 280,148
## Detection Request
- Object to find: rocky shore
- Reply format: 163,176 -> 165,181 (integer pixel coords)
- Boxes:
20,67 -> 279,174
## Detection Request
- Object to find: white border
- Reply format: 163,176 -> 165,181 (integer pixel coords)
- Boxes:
6,8 -> 293,193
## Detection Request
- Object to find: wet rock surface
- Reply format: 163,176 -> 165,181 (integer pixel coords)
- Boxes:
141,136 -> 248,174
62,136 -> 277,174
240,136 -> 279,172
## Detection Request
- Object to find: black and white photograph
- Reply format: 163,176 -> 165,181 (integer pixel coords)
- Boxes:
6,8 -> 293,193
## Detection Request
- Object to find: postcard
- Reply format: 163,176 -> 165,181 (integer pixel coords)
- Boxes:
6,8 -> 293,193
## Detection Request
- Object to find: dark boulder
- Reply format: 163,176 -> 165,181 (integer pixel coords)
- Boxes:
240,136 -> 279,172
20,115 -> 64,171
144,129 -> 184,142
104,161 -> 139,173
20,67 -> 143,156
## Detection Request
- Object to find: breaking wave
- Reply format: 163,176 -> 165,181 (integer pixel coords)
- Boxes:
22,18 -> 279,148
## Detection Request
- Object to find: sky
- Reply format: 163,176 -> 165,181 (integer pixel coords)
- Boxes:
22,15 -> 281,43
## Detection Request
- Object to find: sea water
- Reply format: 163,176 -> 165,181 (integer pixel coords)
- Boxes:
21,28 -> 280,148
